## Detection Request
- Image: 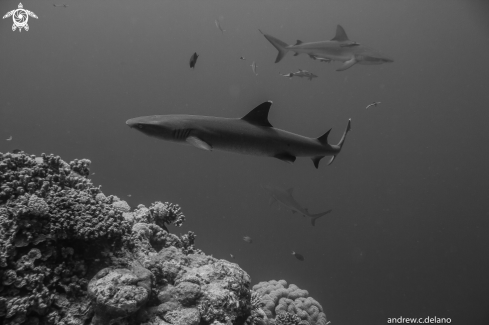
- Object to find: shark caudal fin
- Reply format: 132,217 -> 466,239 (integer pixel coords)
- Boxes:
327,118 -> 351,165
312,119 -> 351,168
259,30 -> 289,63
310,209 -> 332,226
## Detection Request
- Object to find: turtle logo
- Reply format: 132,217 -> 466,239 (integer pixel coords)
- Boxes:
3,3 -> 38,32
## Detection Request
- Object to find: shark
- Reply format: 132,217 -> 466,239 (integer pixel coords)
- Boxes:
265,185 -> 332,226
126,101 -> 351,168
259,25 -> 393,71
279,69 -> 318,81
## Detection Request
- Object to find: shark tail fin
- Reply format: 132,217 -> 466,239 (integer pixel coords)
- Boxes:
311,209 -> 333,226
259,29 -> 289,63
327,119 -> 352,165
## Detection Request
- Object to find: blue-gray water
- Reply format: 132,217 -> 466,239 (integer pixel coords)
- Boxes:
1,1 -> 489,324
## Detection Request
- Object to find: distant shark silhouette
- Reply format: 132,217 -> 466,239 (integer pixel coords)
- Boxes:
126,101 -> 351,168
259,25 -> 393,71
265,185 -> 332,226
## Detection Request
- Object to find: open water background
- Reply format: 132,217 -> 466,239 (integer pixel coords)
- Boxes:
1,1 -> 489,324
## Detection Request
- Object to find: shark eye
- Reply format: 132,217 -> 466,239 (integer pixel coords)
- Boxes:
137,124 -> 144,129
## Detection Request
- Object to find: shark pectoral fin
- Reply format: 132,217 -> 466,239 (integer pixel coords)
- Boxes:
312,156 -> 324,169
293,52 -> 299,56
186,136 -> 212,151
336,57 -> 357,71
274,153 -> 296,164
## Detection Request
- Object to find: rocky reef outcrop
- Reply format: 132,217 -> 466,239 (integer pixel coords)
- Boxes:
0,151 -> 329,325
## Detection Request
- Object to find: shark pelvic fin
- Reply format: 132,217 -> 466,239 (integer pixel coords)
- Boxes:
241,101 -> 273,127
336,57 -> 357,71
186,136 -> 212,151
331,25 -> 350,42
312,156 -> 324,169
274,153 -> 296,164
293,52 -> 299,56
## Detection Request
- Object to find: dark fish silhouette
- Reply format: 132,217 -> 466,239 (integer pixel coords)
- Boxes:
12,149 -> 23,154
240,57 -> 246,60
189,52 -> 199,69
292,251 -> 304,261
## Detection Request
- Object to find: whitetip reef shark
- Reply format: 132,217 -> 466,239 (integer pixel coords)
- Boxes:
259,25 -> 393,71
126,101 -> 351,168
265,185 -> 332,226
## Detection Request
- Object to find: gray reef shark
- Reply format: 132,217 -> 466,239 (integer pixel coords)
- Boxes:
265,185 -> 332,226
126,101 -> 351,168
279,69 -> 318,81
259,25 -> 393,71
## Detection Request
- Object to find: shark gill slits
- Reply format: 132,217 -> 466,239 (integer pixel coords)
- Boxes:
173,129 -> 191,140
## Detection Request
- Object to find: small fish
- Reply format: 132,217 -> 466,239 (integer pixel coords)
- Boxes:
243,236 -> 252,244
127,194 -> 132,197
279,69 -> 318,81
189,52 -> 199,69
292,251 -> 304,261
239,57 -> 246,60
215,19 -> 225,34
53,4 -> 68,7
309,55 -> 332,63
279,72 -> 294,78
365,101 -> 381,109
250,61 -> 258,76
12,149 -> 22,154
230,254 -> 234,259
91,172 -> 96,175
6,136 -> 12,141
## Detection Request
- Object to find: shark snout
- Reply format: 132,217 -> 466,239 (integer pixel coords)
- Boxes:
126,118 -> 137,128
126,116 -> 156,129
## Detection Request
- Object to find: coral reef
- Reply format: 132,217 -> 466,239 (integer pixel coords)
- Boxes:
0,152 -> 329,325
252,280 -> 328,325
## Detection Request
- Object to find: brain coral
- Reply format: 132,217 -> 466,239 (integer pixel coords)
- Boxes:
252,280 -> 329,325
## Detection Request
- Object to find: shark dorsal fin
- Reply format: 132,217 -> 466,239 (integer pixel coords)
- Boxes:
294,40 -> 303,45
241,101 -> 273,127
331,25 -> 349,42
317,128 -> 331,145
